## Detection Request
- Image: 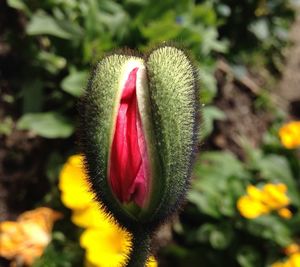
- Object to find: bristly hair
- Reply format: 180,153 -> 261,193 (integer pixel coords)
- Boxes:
143,44 -> 200,229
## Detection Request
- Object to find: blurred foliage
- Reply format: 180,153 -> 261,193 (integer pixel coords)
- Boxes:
6,0 -> 227,134
213,0 -> 295,72
3,0 -> 294,139
1,0 -> 299,266
163,135 -> 300,266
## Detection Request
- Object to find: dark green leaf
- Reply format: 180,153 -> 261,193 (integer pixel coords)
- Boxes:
61,70 -> 88,97
17,112 -> 74,138
27,11 -> 82,39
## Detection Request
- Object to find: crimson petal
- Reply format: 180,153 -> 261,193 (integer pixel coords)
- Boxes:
109,67 -> 149,207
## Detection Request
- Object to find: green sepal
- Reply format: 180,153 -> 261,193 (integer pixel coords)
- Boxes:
145,46 -> 199,226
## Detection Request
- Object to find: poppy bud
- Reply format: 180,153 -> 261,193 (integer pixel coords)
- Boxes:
79,45 -> 199,231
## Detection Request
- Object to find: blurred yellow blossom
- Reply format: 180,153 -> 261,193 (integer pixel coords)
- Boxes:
59,154 -> 92,211
59,154 -> 111,228
0,207 -> 61,266
279,121 -> 300,149
146,256 -> 158,267
271,252 -> 300,267
278,208 -> 293,219
262,183 -> 290,209
59,154 -> 158,267
237,195 -> 270,218
237,183 -> 292,219
80,225 -> 132,267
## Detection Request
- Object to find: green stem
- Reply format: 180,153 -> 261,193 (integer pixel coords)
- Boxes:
126,227 -> 151,267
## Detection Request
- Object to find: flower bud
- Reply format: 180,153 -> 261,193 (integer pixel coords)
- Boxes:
79,46 -> 199,230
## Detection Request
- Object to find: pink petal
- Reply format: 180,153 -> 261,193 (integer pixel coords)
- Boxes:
109,67 -> 149,207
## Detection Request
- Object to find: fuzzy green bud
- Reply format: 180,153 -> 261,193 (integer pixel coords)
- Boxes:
79,45 -> 199,231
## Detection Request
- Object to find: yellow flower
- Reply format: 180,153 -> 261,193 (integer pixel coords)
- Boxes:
0,207 -> 61,266
80,223 -> 158,267
237,183 -> 292,219
59,155 -> 158,267
278,208 -> 293,219
262,184 -> 290,209
289,252 -> 300,266
247,185 -> 264,201
80,225 -> 132,267
237,195 -> 269,219
146,256 -> 158,267
272,253 -> 300,267
279,121 -> 300,149
59,154 -> 93,211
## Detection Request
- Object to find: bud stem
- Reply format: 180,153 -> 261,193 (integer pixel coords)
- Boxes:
126,227 -> 151,267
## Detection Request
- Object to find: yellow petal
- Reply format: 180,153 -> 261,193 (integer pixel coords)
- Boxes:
61,190 -> 92,210
289,253 -> 300,267
0,207 -> 60,265
80,227 -> 132,267
18,207 -> 62,233
262,184 -> 290,209
279,122 -> 300,149
247,185 -> 264,201
277,184 -> 288,193
278,208 -> 293,219
71,203 -> 111,228
146,256 -> 158,267
237,196 -> 269,219
20,222 -> 50,246
59,155 -> 93,210
0,221 -> 23,259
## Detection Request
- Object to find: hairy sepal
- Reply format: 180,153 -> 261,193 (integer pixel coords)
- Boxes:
146,46 -> 199,225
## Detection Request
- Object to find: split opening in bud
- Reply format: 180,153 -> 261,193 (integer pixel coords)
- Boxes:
109,65 -> 150,208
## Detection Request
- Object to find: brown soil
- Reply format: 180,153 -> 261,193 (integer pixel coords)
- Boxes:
207,61 -> 272,159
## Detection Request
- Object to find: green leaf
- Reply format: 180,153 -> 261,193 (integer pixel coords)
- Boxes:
196,223 -> 233,249
201,28 -> 227,55
249,19 -> 270,41
27,11 -> 82,39
188,190 -> 221,218
245,216 -> 292,246
199,66 -> 217,104
236,246 -> 262,267
201,106 -> 226,139
37,51 -> 67,74
194,151 -> 249,182
140,11 -> 182,45
258,154 -> 300,206
17,112 -> 74,138
7,0 -> 30,14
22,80 -> 43,113
32,239 -> 84,267
189,152 -> 249,217
61,70 -> 88,97
0,117 -> 13,136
